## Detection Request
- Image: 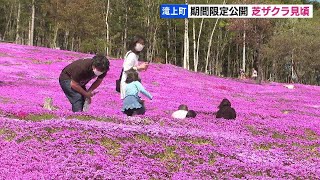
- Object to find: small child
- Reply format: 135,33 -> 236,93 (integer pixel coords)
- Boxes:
216,98 -> 236,120
172,104 -> 188,119
122,69 -> 152,116
172,105 -> 197,119
186,110 -> 197,118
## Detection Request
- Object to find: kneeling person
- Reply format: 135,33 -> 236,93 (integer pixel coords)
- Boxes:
216,98 -> 236,120
122,69 -> 152,116
59,55 -> 109,112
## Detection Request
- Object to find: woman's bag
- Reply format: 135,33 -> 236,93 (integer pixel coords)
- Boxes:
116,68 -> 124,93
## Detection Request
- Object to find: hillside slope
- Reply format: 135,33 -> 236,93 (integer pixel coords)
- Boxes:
0,43 -> 319,179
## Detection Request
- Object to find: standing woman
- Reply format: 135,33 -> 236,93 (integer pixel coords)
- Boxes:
120,35 -> 149,99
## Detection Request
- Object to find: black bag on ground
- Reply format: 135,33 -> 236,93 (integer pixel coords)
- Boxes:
116,68 -> 124,93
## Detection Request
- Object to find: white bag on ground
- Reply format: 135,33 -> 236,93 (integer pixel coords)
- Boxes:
83,98 -> 90,112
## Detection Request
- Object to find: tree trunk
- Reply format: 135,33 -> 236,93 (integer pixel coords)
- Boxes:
215,49 -> 219,76
29,0 -> 35,46
242,30 -> 246,72
205,18 -> 219,74
227,45 -> 231,77
193,20 -> 196,71
174,24 -> 177,65
216,29 -> 223,75
151,2 -> 159,62
78,37 -> 81,52
147,0 -> 154,61
150,27 -> 158,61
271,58 -> 276,81
28,20 -> 31,45
216,31 -> 228,76
205,0 -> 226,74
15,1 -> 21,44
71,36 -> 74,51
235,44 -> 239,77
105,0 -> 110,55
195,18 -> 204,72
166,20 -> 170,64
4,3 -> 13,40
209,58 -> 212,75
124,3 -> 128,54
52,24 -> 59,48
64,30 -> 69,49
165,50 -> 168,64
257,36 -> 263,84
257,57 -> 263,84
183,0 -> 189,70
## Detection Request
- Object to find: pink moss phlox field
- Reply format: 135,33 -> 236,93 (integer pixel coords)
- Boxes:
0,43 -> 320,179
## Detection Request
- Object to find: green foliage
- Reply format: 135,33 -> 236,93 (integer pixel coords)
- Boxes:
261,16 -> 320,84
80,38 -> 106,54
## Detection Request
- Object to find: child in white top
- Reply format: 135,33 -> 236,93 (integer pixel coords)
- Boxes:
172,104 -> 189,119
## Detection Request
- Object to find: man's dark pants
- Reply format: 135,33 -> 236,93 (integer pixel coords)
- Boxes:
59,80 -> 86,112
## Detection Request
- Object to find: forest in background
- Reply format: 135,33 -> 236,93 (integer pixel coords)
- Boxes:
0,0 -> 319,85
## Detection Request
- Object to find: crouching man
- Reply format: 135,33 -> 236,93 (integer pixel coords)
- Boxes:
59,55 -> 109,112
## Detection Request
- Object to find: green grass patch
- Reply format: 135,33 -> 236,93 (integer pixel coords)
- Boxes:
25,114 -> 57,121
246,97 -> 256,102
157,145 -> 178,161
0,128 -> 17,141
293,142 -> 320,151
272,132 -> 287,139
281,110 -> 291,114
278,98 -> 291,103
67,115 -> 96,121
140,118 -> 154,125
305,129 -> 319,141
0,96 -> 11,103
85,138 -> 97,145
151,81 -> 160,86
209,152 -> 217,165
77,148 -> 95,155
117,137 -> 135,143
0,52 -> 8,57
31,59 -> 53,64
245,125 -> 268,136
183,145 -> 197,156
5,113 -> 58,121
254,143 -> 273,150
100,137 -> 121,157
16,135 -> 33,143
135,134 -> 153,144
44,127 -> 61,134
188,137 -> 215,146
67,115 -> 116,123
35,134 -> 55,142
140,144 -> 183,173
292,142 -> 320,158
156,145 -> 181,172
